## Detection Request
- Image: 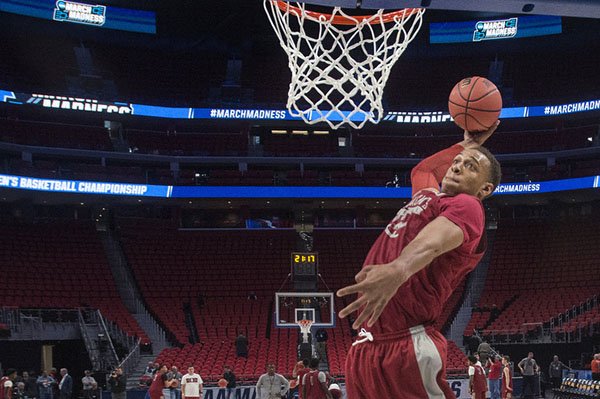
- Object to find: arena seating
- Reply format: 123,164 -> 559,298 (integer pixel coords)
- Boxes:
0,221 -> 149,344
552,306 -> 600,335
125,129 -> 247,156
465,218 -> 600,337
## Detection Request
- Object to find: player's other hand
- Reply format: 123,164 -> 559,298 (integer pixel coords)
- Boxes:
463,120 -> 500,147
336,263 -> 407,329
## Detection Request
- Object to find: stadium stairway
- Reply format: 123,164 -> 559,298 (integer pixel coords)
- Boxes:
126,354 -> 156,390
447,229 -> 497,348
98,229 -> 168,354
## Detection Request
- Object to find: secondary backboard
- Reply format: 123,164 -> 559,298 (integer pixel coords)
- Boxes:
275,292 -> 335,328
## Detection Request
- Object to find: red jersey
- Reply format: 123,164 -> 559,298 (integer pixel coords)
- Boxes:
591,359 -> 600,374
363,190 -> 485,333
501,367 -> 513,398
303,370 -> 327,399
296,369 -> 309,399
489,361 -> 503,380
471,364 -> 487,393
149,373 -> 166,399
0,377 -> 12,399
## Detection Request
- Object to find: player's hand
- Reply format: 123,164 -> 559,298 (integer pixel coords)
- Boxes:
336,262 -> 408,329
463,120 -> 500,147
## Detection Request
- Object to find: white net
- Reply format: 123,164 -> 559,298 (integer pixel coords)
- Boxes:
298,319 -> 313,343
264,0 -> 425,129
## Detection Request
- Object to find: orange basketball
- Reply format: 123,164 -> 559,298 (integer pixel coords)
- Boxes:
448,76 -> 502,132
217,378 -> 228,389
170,380 -> 179,388
289,379 -> 298,389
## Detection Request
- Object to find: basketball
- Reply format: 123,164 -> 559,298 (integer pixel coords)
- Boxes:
169,380 -> 179,388
448,76 -> 502,132
217,378 -> 228,389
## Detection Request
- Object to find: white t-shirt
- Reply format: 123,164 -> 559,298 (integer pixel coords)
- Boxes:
181,373 -> 203,397
4,380 -> 13,389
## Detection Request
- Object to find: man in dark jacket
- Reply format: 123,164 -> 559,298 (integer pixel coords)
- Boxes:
58,369 -> 72,399
108,368 -> 127,399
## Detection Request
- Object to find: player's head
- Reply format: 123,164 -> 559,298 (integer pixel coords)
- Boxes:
468,355 -> 478,366
266,363 -> 276,375
502,355 -> 510,365
158,365 -> 168,374
188,366 -> 194,374
6,369 -> 17,379
302,358 -> 310,367
441,146 -> 501,200
309,358 -> 320,369
528,352 -> 534,359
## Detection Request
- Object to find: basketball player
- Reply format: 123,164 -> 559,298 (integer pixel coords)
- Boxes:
292,359 -> 310,399
501,356 -> 513,399
337,122 -> 501,398
468,355 -> 488,399
148,365 -> 169,399
302,359 -> 333,399
0,369 -> 16,399
181,367 -> 202,399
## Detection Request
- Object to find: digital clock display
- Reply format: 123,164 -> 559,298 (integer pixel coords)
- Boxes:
291,252 -> 318,276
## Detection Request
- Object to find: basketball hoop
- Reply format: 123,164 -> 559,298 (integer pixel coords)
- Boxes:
297,319 -> 313,343
264,0 -> 425,129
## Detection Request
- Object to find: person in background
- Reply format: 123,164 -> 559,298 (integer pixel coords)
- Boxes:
501,356 -> 513,399
180,366 -> 202,399
591,353 -> 600,381
1,369 -> 17,399
468,356 -> 487,399
223,366 -> 236,399
81,371 -> 97,399
548,355 -> 569,389
236,333 -> 248,358
477,341 -> 492,365
36,372 -> 55,399
518,352 -> 539,399
13,383 -> 26,399
292,360 -> 309,399
108,368 -> 126,399
167,367 -> 181,399
22,372 -> 37,399
487,355 -> 502,399
58,369 -> 71,399
256,364 -> 289,399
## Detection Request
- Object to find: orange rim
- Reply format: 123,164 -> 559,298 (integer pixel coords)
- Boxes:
273,0 -> 422,25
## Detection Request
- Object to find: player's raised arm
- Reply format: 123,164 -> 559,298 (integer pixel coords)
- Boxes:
337,215 -> 465,329
410,121 -> 499,196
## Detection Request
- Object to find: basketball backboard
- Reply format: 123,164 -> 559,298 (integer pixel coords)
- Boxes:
275,292 -> 335,328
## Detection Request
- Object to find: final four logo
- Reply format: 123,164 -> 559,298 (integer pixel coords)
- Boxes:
473,18 -> 518,42
53,1 -> 106,26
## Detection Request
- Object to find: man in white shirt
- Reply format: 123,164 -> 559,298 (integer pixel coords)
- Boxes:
256,364 -> 289,399
181,367 -> 203,399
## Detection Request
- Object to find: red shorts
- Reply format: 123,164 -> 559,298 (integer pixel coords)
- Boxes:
345,325 -> 455,399
473,391 -> 486,399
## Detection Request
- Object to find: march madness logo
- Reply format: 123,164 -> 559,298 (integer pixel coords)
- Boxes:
473,18 -> 518,42
53,1 -> 106,26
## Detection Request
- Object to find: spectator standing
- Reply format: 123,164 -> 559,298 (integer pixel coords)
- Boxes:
108,368 -> 127,399
222,366 -> 236,399
13,383 -> 26,399
36,372 -> 55,399
235,333 -> 248,358
591,354 -> 600,381
1,369 -> 17,399
315,330 -> 328,362
256,364 -> 289,399
548,355 -> 569,389
81,371 -> 97,399
167,367 -> 182,399
487,356 -> 502,399
180,366 -> 202,399
58,370 -> 71,399
22,372 -> 37,399
477,341 -> 492,365
518,352 -> 539,399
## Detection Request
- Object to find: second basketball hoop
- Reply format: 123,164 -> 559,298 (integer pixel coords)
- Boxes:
264,0 -> 425,129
